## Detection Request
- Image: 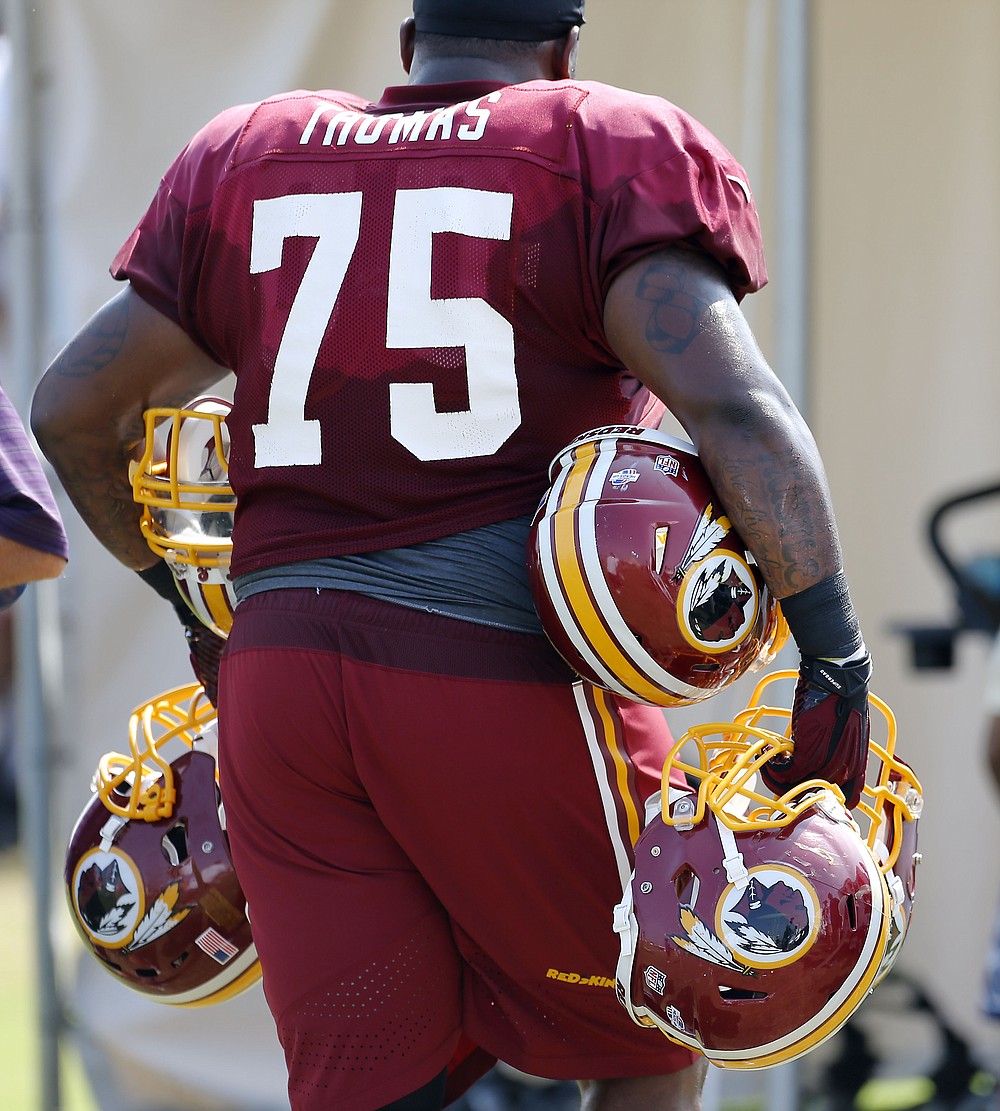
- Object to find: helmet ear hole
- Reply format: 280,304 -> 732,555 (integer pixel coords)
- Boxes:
845,891 -> 858,931
161,821 -> 189,867
673,865 -> 697,903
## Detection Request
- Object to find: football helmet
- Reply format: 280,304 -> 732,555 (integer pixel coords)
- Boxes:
613,671 -> 922,1069
527,425 -> 787,706
132,397 -> 237,637
65,684 -> 260,1007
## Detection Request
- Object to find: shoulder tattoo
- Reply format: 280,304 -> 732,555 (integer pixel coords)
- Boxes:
52,295 -> 130,378
635,257 -> 717,355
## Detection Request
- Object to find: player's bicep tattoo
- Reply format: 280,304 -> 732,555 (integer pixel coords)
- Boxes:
50,295 -> 130,378
635,257 -> 717,355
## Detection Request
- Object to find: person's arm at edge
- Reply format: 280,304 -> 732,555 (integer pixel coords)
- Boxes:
0,537 -> 66,589
30,283 -> 227,572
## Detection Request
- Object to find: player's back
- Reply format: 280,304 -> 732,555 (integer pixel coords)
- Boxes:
115,78 -> 765,574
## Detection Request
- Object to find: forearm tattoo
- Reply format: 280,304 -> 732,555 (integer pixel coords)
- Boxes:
51,295 -> 129,378
636,260 -> 712,354
40,294 -> 153,566
716,448 -> 830,595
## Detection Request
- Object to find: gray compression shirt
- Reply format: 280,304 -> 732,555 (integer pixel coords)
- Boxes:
233,514 -> 544,634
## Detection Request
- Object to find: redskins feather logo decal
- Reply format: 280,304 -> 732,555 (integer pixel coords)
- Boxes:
716,867 -> 821,969
70,847 -> 190,952
674,504 -> 761,654
669,868 -> 821,973
670,904 -> 754,975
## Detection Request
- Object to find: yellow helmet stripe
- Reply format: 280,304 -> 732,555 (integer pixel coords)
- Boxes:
548,441 -> 693,705
550,445 -> 664,702
178,960 -> 263,1009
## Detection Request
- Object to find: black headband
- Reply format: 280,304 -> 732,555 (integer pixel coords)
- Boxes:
413,0 -> 585,42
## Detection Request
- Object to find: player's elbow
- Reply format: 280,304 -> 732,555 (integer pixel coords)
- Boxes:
30,373 -> 71,466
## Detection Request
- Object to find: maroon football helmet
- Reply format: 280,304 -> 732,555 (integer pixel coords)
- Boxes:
65,684 -> 260,1006
527,425 -> 786,706
613,672 -> 922,1068
132,397 -> 237,638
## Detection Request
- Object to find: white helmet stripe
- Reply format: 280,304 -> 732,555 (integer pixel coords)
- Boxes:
575,437 -> 705,701
542,434 -> 705,703
536,446 -> 662,701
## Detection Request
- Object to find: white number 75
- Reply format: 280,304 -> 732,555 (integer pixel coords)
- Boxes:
249,187 -> 520,467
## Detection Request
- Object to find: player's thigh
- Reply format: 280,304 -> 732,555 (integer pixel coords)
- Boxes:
217,595 -> 460,1021
335,608 -> 692,1079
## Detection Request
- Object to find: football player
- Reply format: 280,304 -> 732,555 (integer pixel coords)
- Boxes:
32,1 -> 871,1108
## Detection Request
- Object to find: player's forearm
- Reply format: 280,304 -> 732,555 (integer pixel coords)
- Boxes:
32,286 -> 225,572
30,416 -> 151,570
685,396 -> 844,600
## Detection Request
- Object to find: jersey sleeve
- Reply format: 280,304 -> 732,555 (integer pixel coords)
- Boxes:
110,102 -> 257,356
578,88 -> 768,302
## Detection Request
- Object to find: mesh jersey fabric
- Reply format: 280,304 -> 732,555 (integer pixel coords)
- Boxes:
112,78 -> 766,577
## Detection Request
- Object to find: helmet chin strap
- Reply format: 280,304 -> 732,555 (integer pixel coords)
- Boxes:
612,875 -> 647,1028
99,813 -> 129,851
715,814 -> 749,890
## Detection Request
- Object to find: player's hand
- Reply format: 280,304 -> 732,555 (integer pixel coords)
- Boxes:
761,653 -> 873,809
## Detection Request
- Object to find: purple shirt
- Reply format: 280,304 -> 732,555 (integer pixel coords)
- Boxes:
0,384 -> 68,608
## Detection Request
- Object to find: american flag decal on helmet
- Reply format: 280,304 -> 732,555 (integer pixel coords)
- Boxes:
196,927 -> 239,964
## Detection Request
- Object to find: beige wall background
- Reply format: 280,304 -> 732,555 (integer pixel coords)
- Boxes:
16,0 -> 1000,1103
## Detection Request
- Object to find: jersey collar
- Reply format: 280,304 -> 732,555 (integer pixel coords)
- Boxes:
373,80 -> 511,112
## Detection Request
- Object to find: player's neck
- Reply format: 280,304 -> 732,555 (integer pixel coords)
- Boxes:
407,57 -> 549,86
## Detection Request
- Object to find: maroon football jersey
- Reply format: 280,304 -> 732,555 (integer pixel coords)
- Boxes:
112,79 -> 766,576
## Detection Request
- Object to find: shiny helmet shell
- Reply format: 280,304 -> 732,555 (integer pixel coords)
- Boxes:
64,684 -> 260,1006
132,397 -> 236,637
527,425 -> 786,706
731,671 -> 923,989
613,673 -> 922,1068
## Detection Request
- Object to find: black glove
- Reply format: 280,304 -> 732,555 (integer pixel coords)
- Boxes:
138,562 -> 225,707
761,653 -> 872,809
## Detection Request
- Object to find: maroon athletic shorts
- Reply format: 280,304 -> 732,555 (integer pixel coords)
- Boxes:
218,589 -> 698,1110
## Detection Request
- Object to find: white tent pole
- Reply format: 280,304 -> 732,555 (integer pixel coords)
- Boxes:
765,5 -> 812,1105
775,0 -> 812,417
3,0 -> 63,1108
